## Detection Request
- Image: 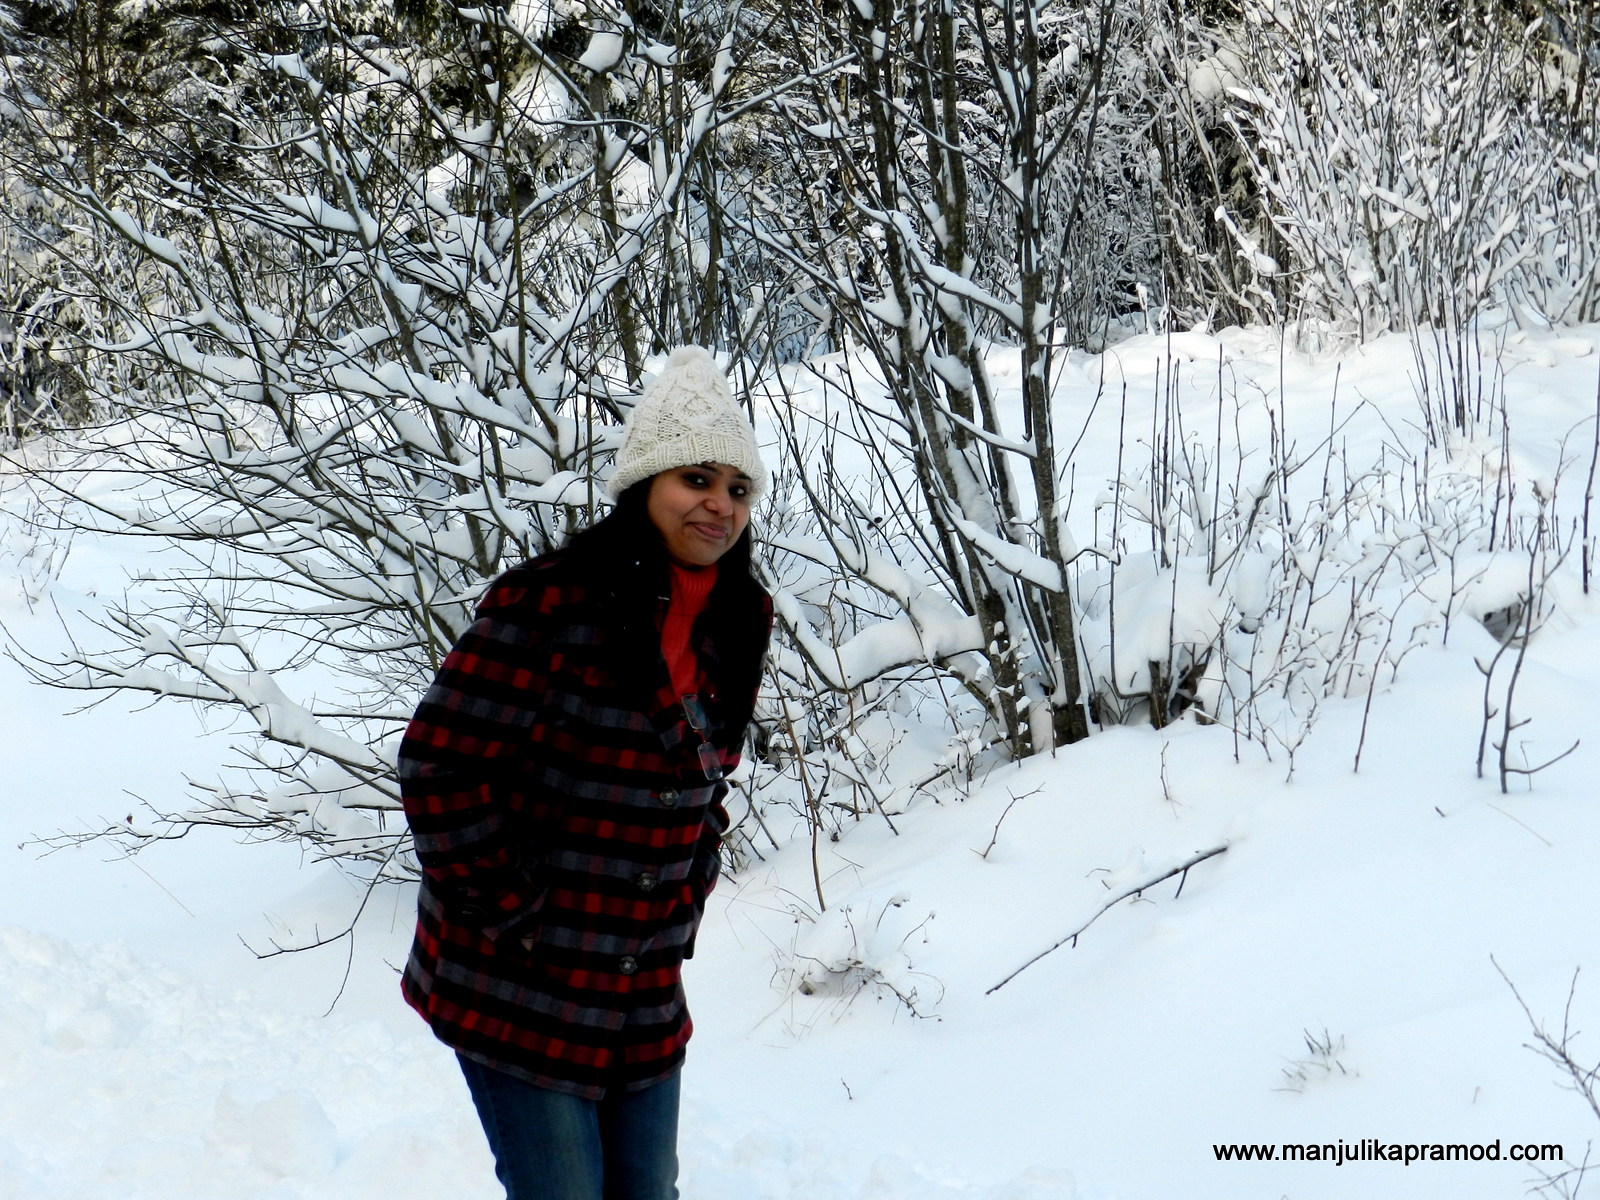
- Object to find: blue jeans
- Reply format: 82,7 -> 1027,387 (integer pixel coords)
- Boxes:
457,1054 -> 681,1200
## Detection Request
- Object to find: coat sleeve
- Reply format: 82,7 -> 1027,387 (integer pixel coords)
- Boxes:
399,577 -> 553,942
688,785 -> 732,906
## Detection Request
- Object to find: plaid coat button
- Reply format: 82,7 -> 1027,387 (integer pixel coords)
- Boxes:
619,956 -> 638,975
657,788 -> 679,807
635,873 -> 658,892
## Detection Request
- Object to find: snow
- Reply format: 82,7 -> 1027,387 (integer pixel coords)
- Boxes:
276,193 -> 364,236
5,326 -> 1600,1199
577,31 -> 627,75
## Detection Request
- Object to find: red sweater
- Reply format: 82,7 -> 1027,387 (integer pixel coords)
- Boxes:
662,563 -> 716,697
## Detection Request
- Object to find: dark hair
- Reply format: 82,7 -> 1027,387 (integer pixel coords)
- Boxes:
555,477 -> 768,734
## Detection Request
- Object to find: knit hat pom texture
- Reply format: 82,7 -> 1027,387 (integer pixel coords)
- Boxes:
607,347 -> 768,500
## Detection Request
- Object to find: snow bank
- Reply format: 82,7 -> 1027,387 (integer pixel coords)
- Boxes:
0,923 -> 1082,1200
0,926 -> 497,1200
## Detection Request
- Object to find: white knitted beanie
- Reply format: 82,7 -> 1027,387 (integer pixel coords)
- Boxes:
606,347 -> 768,500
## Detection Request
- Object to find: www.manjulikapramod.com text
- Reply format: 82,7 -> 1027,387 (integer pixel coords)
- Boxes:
1213,1138 -> 1563,1166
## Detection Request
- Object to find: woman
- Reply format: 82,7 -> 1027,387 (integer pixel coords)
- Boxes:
398,347 -> 771,1200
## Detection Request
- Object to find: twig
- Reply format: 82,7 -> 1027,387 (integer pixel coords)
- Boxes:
1583,359 -> 1599,594
117,851 -> 198,918
972,787 -> 1037,860
1494,957 -> 1600,1125
1485,803 -> 1555,849
987,843 -> 1228,994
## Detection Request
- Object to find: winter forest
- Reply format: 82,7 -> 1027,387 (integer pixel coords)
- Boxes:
4,0 -> 1600,1197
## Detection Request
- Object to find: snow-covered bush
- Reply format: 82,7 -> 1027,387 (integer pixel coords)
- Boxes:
1152,0 -> 1600,337
782,889 -> 942,1022
1067,328 -> 1585,780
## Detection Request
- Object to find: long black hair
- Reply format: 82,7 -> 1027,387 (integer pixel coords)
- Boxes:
553,478 -> 768,734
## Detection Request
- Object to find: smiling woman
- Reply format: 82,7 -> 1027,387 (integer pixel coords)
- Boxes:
397,347 -> 772,1200
647,464 -> 753,569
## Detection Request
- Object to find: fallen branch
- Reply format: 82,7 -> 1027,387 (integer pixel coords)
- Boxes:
1494,957 -> 1600,1126
986,844 -> 1229,994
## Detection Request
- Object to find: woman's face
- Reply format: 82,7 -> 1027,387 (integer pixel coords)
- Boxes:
647,462 -> 753,568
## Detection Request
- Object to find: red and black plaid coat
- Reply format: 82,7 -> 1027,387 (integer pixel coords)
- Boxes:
399,550 -> 770,1098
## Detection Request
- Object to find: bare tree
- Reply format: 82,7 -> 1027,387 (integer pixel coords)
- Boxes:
723,0 -> 1167,757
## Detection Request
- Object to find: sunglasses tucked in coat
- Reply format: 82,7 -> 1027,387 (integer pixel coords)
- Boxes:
398,551 -> 771,1098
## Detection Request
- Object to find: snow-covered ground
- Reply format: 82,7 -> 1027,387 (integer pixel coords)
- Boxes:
4,325 -> 1600,1200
